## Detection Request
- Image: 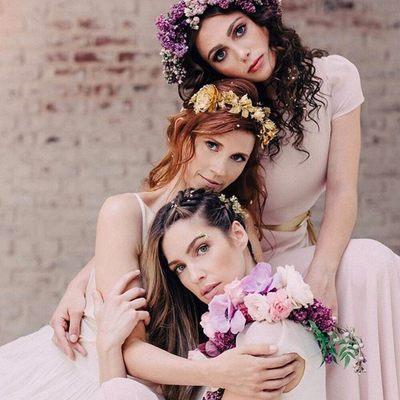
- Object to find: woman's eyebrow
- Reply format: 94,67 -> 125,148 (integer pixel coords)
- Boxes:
205,137 -> 223,147
207,17 -> 243,60
167,234 -> 207,268
227,17 -> 242,37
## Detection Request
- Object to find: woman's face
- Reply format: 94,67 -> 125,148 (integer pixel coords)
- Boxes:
163,215 -> 248,304
195,12 -> 276,82
184,129 -> 255,191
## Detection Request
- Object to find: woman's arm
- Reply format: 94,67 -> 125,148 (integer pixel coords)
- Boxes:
50,257 -> 94,359
94,194 -> 302,398
94,271 -> 149,383
305,106 -> 361,316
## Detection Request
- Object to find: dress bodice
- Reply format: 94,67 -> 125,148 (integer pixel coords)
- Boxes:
261,55 -> 364,257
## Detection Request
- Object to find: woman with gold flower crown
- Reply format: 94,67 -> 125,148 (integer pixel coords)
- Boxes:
0,79 -> 314,400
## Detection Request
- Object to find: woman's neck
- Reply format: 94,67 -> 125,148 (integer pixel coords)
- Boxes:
244,248 -> 257,275
144,172 -> 188,213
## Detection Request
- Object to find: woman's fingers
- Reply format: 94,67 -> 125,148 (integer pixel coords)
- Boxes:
258,352 -> 297,370
70,340 -> 88,357
239,343 -> 278,357
135,310 -> 150,325
110,270 -> 141,296
260,371 -> 296,391
68,310 -> 84,343
261,358 -> 299,381
52,324 -> 75,360
123,287 -> 146,301
129,297 -> 147,310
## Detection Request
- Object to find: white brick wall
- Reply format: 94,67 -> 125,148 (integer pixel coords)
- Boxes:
0,0 -> 399,343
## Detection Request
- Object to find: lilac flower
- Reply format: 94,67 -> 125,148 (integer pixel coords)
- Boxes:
205,340 -> 221,357
290,308 -> 308,323
325,354 -> 334,364
230,309 -> 246,334
224,278 -> 245,306
240,262 -> 274,294
308,299 -> 336,333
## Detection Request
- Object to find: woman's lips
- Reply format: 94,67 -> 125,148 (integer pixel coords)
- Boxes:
248,54 -> 264,73
201,283 -> 221,301
200,175 -> 222,190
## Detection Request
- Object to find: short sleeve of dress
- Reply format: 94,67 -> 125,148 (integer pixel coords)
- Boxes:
326,55 -> 365,120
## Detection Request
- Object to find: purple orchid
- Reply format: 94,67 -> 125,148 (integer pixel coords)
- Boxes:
240,262 -> 276,294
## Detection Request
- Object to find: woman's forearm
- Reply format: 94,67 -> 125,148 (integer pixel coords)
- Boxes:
70,257 -> 95,292
122,339 -> 210,387
311,187 -> 357,273
97,342 -> 127,383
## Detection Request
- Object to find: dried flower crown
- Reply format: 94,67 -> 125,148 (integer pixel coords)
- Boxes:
156,0 -> 282,84
218,194 -> 247,220
189,84 -> 278,148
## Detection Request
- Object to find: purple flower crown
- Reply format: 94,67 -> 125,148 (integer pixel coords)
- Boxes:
156,0 -> 282,84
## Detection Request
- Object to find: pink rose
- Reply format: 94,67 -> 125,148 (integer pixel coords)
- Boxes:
244,293 -> 271,322
266,289 -> 293,322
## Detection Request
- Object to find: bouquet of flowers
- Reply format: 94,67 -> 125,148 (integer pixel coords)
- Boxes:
197,263 -> 366,400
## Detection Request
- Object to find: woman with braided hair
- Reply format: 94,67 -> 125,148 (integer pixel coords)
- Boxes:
143,188 -> 326,400
155,1 -> 400,398
0,79 -> 304,400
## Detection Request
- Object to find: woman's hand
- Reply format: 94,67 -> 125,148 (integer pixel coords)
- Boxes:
209,344 -> 303,399
305,266 -> 338,318
50,282 -> 87,360
94,270 -> 150,350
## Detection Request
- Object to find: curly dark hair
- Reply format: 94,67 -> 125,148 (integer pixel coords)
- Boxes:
179,5 -> 329,159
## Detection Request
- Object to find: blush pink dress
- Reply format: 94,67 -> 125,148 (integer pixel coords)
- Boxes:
0,194 -> 162,400
261,55 -> 400,400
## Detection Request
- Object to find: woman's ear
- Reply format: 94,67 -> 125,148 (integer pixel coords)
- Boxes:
229,221 -> 249,250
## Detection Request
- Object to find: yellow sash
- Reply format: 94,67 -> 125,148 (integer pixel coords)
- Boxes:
264,210 -> 317,245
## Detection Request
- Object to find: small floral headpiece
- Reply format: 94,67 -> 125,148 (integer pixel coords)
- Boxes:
156,0 -> 282,84
189,84 -> 278,148
218,194 -> 247,220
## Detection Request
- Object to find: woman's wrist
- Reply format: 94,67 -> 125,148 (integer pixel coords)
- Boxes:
97,338 -> 123,354
97,343 -> 127,383
308,257 -> 339,277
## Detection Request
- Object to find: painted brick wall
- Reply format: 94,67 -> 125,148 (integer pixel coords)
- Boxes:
0,0 -> 399,344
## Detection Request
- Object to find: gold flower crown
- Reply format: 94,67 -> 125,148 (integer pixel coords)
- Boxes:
218,194 -> 248,220
189,84 -> 278,149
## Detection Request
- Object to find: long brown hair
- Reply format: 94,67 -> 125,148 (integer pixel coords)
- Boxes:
145,188 -> 250,400
145,78 -> 267,232
178,6 -> 328,159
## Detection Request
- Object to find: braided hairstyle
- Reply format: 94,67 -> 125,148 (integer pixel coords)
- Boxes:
145,188 -> 254,400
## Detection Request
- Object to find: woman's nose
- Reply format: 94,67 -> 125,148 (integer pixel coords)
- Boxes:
210,157 -> 228,178
188,266 -> 206,283
236,46 -> 250,63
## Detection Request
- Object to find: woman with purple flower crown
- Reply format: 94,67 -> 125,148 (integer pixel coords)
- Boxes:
154,0 -> 400,399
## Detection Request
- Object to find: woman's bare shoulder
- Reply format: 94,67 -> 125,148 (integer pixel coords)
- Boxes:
99,193 -> 143,225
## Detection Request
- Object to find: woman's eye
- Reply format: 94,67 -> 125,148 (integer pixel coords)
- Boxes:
206,141 -> 218,151
213,49 -> 226,63
197,244 -> 209,255
175,264 -> 186,274
231,154 -> 246,162
235,24 -> 246,37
